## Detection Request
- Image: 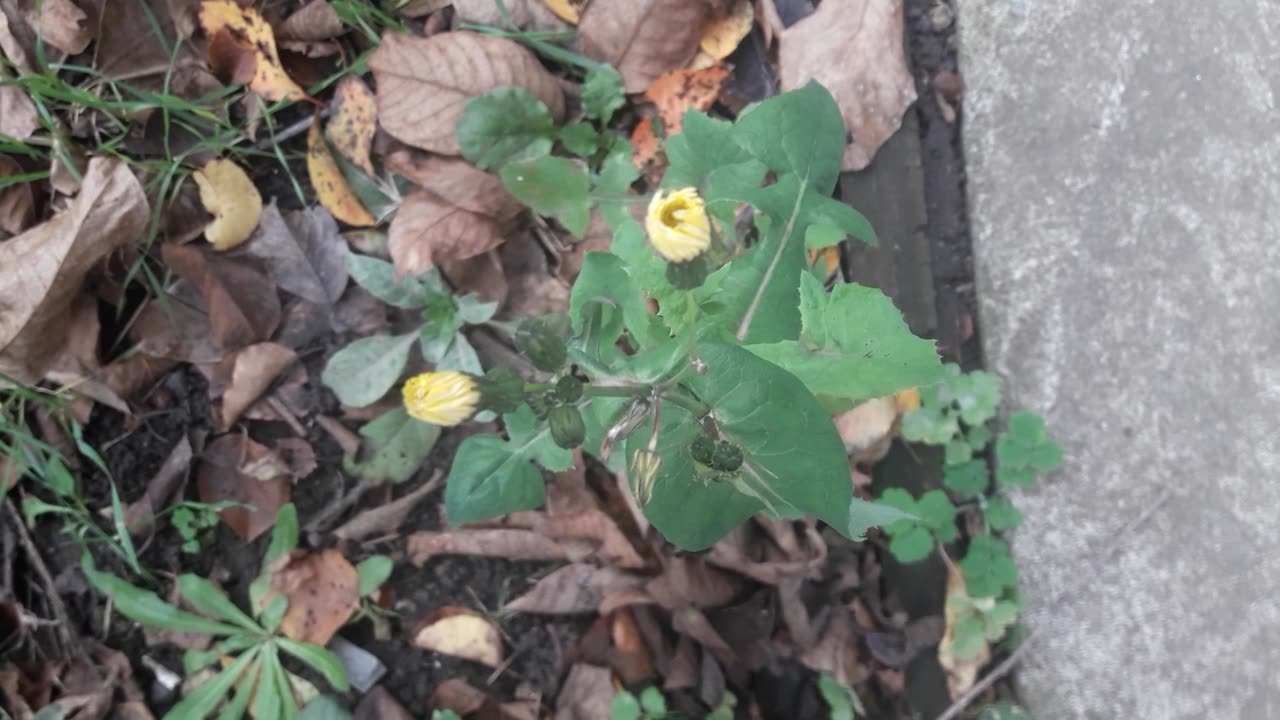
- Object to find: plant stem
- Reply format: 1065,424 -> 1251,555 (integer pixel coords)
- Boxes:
664,390 -> 710,418
583,385 -> 642,398
523,383 -> 554,393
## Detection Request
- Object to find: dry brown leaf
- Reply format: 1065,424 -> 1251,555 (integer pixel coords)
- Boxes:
507,564 -> 645,615
354,686 -> 413,720
413,607 -> 503,667
670,606 -> 735,662
939,563 -> 988,699
278,0 -> 345,42
541,0 -> 586,24
207,26 -> 257,85
129,283 -> 224,364
332,474 -> 440,541
267,548 -> 360,645
834,395 -> 897,461
384,148 -> 521,222
239,202 -> 349,304
368,30 -> 564,155
504,509 -> 647,569
193,158 -> 262,251
326,75 -> 377,176
124,435 -> 193,537
499,232 -> 571,318
198,1 -> 308,102
35,0 -> 92,54
388,187 -> 505,276
579,0 -> 715,93
88,0 -> 203,81
453,0 -> 570,31
407,528 -> 567,566
0,155 -> 35,236
161,243 -> 281,350
197,434 -> 291,542
555,664 -> 613,720
441,250 -> 508,306
779,0 -> 917,171
699,0 -> 753,60
0,158 -> 147,382
213,342 -> 298,431
0,83 -> 39,140
397,0 -> 452,18
629,116 -> 663,173
612,608 -> 656,684
307,117 -> 376,227
646,555 -> 740,609
644,65 -> 730,136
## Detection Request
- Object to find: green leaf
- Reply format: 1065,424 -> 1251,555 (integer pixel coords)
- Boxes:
252,645 -> 285,720
432,711 -> 463,720
945,439 -> 973,464
818,673 -> 858,720
949,615 -> 988,661
943,460 -> 988,498
279,639 -> 350,692
916,489 -> 958,541
632,344 -> 852,550
581,396 -> 628,472
500,156 -> 592,237
732,81 -> 845,194
83,561 -> 243,637
299,696 -> 352,720
321,333 -> 417,407
984,496 -> 1023,530
456,87 -> 556,170
978,701 -> 1033,720
456,293 -> 499,324
345,408 -> 440,485
444,405 -> 572,525
31,705 -> 65,720
888,525 -> 935,563
177,575 -> 261,633
806,194 -> 876,246
559,121 -> 600,157
167,647 -> 259,720
996,412 -> 1062,486
848,497 -> 917,541
569,251 -> 661,348
805,224 -> 846,250
610,691 -> 641,720
261,595 -> 288,633
747,276 -> 943,405
263,503 -> 299,568
582,65 -> 625,123
953,369 -> 1001,426
663,110 -> 764,193
346,251 -> 437,308
356,556 -> 394,597
967,424 -> 992,450
901,405 -> 960,445
961,535 -> 1019,598
639,686 -> 667,715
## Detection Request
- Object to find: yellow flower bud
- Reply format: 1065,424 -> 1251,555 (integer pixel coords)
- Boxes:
645,188 -> 711,262
402,371 -> 480,426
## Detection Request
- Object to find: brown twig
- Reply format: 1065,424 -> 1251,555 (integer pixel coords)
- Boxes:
3,499 -> 79,657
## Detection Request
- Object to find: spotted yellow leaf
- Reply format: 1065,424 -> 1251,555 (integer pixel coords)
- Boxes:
307,118 -> 375,227
199,0 -> 308,103
193,158 -> 262,251
700,0 -> 754,60
326,76 -> 377,177
542,0 -> 587,25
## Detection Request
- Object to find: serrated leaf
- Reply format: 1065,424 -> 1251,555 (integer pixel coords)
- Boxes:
346,408 -> 440,484
500,156 -> 591,237
733,81 -> 845,194
569,251 -> 659,349
559,121 -> 600,157
582,65 -> 626,123
663,110 -> 764,193
321,333 -> 417,407
456,87 -> 556,170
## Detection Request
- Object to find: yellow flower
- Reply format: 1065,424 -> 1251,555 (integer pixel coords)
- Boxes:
646,188 -> 711,262
402,371 -> 480,426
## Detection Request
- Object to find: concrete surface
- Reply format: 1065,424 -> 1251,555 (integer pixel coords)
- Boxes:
958,1 -> 1280,718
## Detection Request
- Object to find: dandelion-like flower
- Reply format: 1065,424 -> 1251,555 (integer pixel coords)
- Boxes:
646,187 -> 711,262
402,371 -> 480,426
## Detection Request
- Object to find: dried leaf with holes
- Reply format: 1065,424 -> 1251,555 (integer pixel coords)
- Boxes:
193,158 -> 262,251
413,607 -> 502,667
699,0 -> 753,60
368,31 -> 564,155
198,0 -> 308,102
579,0 -> 716,93
779,0 -> 917,171
266,549 -> 360,645
327,75 -> 377,176
307,118 -> 376,227
644,65 -> 730,136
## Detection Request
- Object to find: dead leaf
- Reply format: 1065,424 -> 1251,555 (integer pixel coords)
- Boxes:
453,0 -> 570,30
354,686 -> 413,720
207,26 -> 257,85
193,158 -> 263,251
629,116 -> 663,173
612,608 -> 656,683
388,187 -> 505,276
267,548 -> 360,645
0,155 -> 35,236
196,434 -> 291,542
88,0 -> 204,81
834,395 -> 896,461
198,1 -> 308,102
129,282 -> 224,364
0,82 -> 39,140
307,116 -> 376,227
407,528 -> 568,566
413,607 -> 503,667
0,158 -> 147,382
541,0 -> 585,24
212,342 -> 298,431
431,678 -> 525,719
671,606 -> 735,663
939,563 -> 989,699
333,473 -> 441,541
239,202 -> 349,304
441,250 -> 508,306
779,0 -> 917,171
124,435 -> 193,536
161,243 -> 281,350
499,232 -> 570,318
368,30 -> 565,155
646,555 -> 740,609
505,510 -> 647,569
699,0 -> 753,60
384,148 -> 521,223
554,664 -> 612,720
644,65 -> 730,136
579,0 -> 715,93
278,0 -> 345,42
327,75 -> 377,176
35,0 -> 92,54
507,564 -> 645,615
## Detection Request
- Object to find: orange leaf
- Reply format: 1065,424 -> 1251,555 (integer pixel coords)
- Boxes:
306,118 -> 375,227
643,65 -> 730,136
199,0 -> 308,102
699,0 -> 753,60
267,549 -> 360,645
326,75 -> 377,177
629,116 -> 663,171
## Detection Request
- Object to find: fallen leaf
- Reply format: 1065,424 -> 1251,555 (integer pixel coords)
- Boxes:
0,155 -> 36,236
699,0 -> 753,60
441,250 -> 508,306
541,0 -> 586,24
0,158 -> 147,382
239,202 -> 349,304
193,158 -> 262,251
798,605 -> 865,686
212,342 -> 299,431
499,231 -> 571,317
0,82 -> 39,140
671,606 -> 735,663
124,435 -> 194,536
267,548 -> 360,645
88,0 -> 203,81
130,282 -> 224,364
646,555 -> 740,609
35,0 -> 92,54
938,563 -> 990,699
554,664 -> 613,720
326,75 -> 377,176
629,116 -> 664,172
431,678 -> 511,718
278,0 -> 345,42
505,510 -> 648,569
384,147 -> 521,223
388,187 -> 505,276
579,0 -> 716,93
196,434 -> 292,542
413,607 -> 503,667
454,0 -> 571,31
612,608 -> 656,683
644,65 -> 730,136
161,243 -> 281,349
508,564 -> 645,615
407,528 -> 568,566
198,0 -> 308,102
333,474 -> 441,541
307,116 -> 376,227
354,686 -> 413,720
834,395 -> 897,461
368,31 -> 564,155
779,0 -> 917,171
207,26 -> 257,85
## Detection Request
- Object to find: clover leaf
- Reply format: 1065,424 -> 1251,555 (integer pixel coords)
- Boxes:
960,535 -> 1019,598
879,488 -> 957,563
995,411 -> 1063,487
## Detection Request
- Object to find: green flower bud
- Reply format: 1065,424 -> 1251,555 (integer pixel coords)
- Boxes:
710,440 -> 743,472
690,435 -> 716,466
664,255 -> 708,290
526,393 -> 552,420
554,375 -> 584,404
548,405 -> 586,449
514,314 -> 570,372
476,367 -> 524,414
